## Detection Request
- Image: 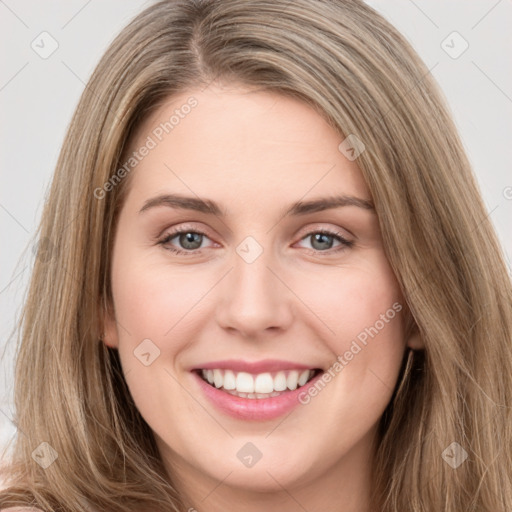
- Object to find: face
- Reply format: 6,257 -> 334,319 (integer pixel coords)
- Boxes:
103,84 -> 410,502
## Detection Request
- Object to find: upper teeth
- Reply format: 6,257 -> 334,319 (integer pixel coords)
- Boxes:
201,369 -> 315,393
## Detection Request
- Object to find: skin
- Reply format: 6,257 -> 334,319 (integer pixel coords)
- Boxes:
103,83 -> 422,512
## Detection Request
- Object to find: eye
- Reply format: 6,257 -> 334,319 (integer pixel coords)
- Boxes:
296,229 -> 353,254
157,226 -> 354,256
158,227 -> 214,255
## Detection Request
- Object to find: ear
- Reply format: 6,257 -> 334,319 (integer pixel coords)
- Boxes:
402,307 -> 425,350
99,298 -> 119,349
406,330 -> 424,350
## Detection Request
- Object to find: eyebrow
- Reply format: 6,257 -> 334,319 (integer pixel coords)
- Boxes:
139,193 -> 375,217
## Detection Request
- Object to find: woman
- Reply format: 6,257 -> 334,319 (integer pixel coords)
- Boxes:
1,0 -> 511,511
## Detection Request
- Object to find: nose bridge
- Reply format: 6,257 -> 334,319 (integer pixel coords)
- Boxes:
216,235 -> 293,335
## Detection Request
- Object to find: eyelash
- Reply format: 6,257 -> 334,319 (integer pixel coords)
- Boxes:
157,226 -> 354,256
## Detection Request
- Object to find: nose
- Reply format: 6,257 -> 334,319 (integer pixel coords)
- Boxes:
215,243 -> 294,338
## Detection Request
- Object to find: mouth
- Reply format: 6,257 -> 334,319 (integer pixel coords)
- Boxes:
194,368 -> 323,399
190,359 -> 327,420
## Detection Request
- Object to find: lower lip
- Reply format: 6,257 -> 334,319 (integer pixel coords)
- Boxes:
192,370 -> 324,421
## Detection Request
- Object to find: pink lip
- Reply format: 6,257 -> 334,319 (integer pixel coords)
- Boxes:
191,359 -> 318,374
192,369 -> 324,421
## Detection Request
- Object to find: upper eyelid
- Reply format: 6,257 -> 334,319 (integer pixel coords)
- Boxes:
159,223 -> 214,241
160,221 -> 352,236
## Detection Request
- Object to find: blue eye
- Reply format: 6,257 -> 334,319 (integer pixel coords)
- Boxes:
158,229 -> 211,255
297,230 -> 354,253
158,228 -> 353,256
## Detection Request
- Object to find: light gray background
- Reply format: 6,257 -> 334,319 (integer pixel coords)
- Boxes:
1,0 -> 511,460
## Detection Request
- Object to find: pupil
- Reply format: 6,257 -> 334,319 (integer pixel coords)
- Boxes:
312,233 -> 332,250
180,232 -> 202,249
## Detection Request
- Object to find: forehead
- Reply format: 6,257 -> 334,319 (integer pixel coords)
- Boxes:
122,85 -> 370,207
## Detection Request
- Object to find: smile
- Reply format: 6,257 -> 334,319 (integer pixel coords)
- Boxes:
191,362 -> 325,421
197,368 -> 321,398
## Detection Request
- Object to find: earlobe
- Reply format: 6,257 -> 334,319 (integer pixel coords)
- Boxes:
99,301 -> 119,349
406,331 -> 424,350
100,332 -> 119,349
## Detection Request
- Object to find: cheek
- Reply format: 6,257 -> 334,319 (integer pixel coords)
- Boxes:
109,256 -> 203,415
111,251 -> 203,340
292,254 -> 406,402
294,254 -> 404,345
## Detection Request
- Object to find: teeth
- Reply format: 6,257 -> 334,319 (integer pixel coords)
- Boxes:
236,372 -> 254,393
287,370 -> 299,390
298,370 -> 310,386
201,368 -> 316,394
223,370 -> 236,390
255,373 -> 274,393
213,369 -> 223,388
274,371 -> 288,391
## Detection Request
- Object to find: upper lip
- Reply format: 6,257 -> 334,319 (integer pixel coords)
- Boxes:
191,359 -> 321,374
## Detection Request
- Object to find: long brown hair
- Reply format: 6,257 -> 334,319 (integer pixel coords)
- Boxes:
1,1 -> 511,510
